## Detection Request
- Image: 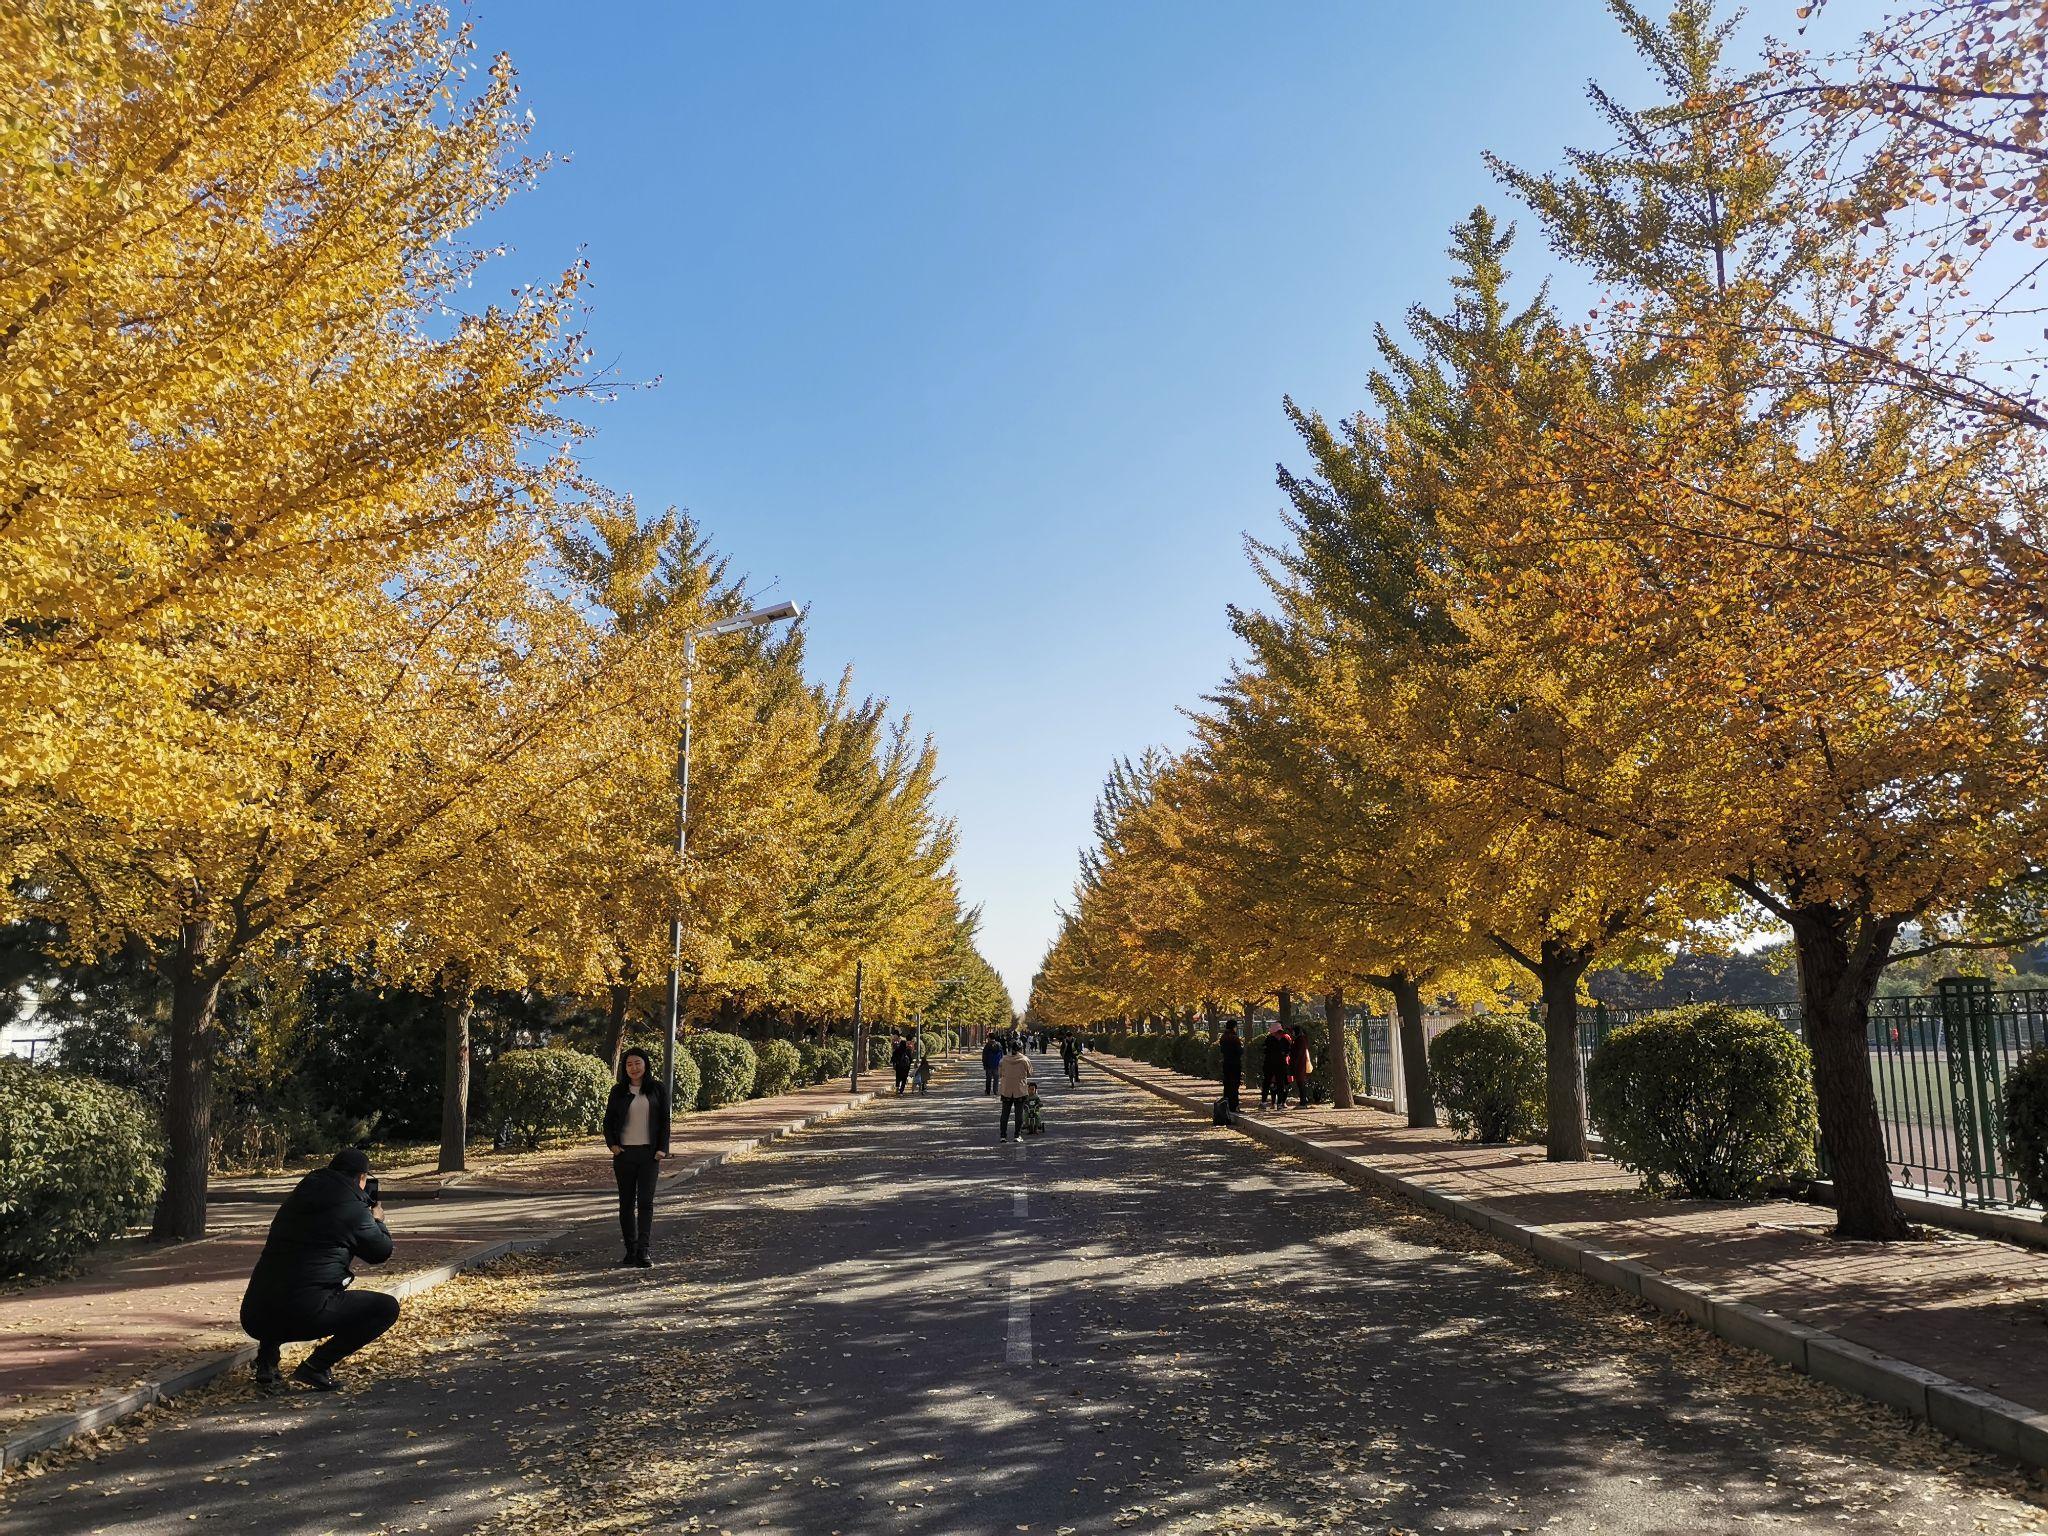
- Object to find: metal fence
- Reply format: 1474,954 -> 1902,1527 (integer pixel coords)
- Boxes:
1570,985 -> 2048,1209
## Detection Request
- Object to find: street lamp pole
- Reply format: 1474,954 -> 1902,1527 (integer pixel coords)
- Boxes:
665,601 -> 802,1110
849,957 -> 865,1093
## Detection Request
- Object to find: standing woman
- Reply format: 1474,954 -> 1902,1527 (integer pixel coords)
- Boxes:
604,1048 -> 671,1268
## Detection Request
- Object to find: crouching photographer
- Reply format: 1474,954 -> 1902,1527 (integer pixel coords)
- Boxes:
239,1147 -> 400,1391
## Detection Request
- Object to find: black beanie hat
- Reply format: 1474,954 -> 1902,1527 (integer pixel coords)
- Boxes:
329,1148 -> 371,1177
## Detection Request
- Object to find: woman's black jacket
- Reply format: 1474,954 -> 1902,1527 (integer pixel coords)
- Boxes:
1219,1033 -> 1244,1070
604,1081 -> 672,1154
241,1168 -> 392,1313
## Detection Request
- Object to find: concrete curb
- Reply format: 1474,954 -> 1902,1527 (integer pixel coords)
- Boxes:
1089,1056 -> 2048,1471
0,1090 -> 874,1473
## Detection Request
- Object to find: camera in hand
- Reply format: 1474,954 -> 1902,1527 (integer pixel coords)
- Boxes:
364,1176 -> 380,1206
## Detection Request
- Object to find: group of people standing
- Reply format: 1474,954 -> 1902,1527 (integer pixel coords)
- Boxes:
1214,1017 -> 1314,1115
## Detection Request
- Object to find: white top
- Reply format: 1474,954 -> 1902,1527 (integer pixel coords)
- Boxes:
622,1088 -> 652,1146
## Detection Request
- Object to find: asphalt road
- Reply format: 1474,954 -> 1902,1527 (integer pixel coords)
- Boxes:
4,1059 -> 2043,1535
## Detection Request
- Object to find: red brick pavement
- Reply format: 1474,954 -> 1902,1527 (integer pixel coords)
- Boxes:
1098,1055 -> 2048,1414
0,1081 -> 871,1430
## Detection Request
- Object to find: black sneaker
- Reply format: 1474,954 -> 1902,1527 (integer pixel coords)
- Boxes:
253,1359 -> 281,1387
617,1252 -> 637,1267
633,1252 -> 653,1269
291,1364 -> 340,1392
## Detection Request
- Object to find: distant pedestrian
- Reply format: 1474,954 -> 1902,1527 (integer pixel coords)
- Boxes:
892,1033 -> 913,1094
982,1036 -> 1004,1095
1289,1024 -> 1313,1108
1218,1020 -> 1243,1113
998,1046 -> 1036,1141
1260,1022 -> 1290,1111
1060,1034 -> 1081,1085
605,1048 -> 672,1267
239,1148 -> 398,1392
913,1049 -> 933,1094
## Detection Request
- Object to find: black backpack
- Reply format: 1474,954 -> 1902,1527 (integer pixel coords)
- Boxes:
1212,1098 -> 1235,1127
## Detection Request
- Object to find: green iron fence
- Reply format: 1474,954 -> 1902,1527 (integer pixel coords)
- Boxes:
1569,986 -> 2048,1209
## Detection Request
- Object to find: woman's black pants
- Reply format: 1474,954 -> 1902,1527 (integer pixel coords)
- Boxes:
613,1145 -> 658,1256
1222,1065 -> 1242,1111
243,1287 -> 401,1372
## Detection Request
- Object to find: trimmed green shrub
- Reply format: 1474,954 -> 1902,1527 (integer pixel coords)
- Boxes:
0,1059 -> 165,1279
753,1038 -> 803,1099
866,1033 -> 894,1070
919,1030 -> 948,1060
1587,1004 -> 1819,1198
1170,1033 -> 1216,1079
794,1040 -> 823,1085
2002,1048 -> 2048,1205
816,1038 -> 855,1082
670,1049 -> 702,1115
1429,1017 -> 1545,1142
487,1048 -> 613,1150
687,1032 -> 758,1110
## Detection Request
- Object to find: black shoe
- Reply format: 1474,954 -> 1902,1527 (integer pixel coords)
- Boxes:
633,1252 -> 653,1268
253,1360 -> 281,1386
617,1251 -> 637,1267
291,1364 -> 339,1392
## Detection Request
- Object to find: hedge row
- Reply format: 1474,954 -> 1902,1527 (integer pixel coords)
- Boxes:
0,1059 -> 165,1279
1091,1005 -> 1838,1202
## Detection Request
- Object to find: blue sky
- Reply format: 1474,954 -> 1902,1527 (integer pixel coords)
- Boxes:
466,1 -> 1816,1004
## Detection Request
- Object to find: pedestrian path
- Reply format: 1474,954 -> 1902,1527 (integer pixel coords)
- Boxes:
0,1079 -> 873,1442
1089,1053 -> 2048,1450
10,1057 -> 2037,1536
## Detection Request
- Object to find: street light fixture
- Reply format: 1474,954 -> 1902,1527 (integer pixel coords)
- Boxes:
664,601 -> 803,1109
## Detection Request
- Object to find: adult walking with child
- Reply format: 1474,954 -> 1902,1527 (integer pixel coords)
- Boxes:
997,1044 -> 1036,1141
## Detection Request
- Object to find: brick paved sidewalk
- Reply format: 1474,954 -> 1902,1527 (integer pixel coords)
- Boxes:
1095,1054 -> 2048,1415
0,1080 -> 871,1433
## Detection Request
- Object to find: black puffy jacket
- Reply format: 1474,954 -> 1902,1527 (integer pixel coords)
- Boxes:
603,1081 -> 672,1154
242,1168 -> 392,1311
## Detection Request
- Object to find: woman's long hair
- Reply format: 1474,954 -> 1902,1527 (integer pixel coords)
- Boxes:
617,1048 -> 661,1098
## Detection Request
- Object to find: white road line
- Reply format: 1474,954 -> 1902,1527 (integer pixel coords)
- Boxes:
1006,1275 -> 1033,1364
1013,1190 -> 1028,1218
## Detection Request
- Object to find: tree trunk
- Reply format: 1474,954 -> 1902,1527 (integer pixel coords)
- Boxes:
1323,988 -> 1354,1110
1203,999 -> 1221,1040
1790,906 -> 1910,1241
603,981 -> 633,1071
1539,942 -> 1592,1161
437,974 -> 475,1175
151,920 -> 223,1242
1389,973 -> 1435,1129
